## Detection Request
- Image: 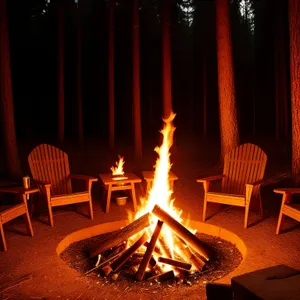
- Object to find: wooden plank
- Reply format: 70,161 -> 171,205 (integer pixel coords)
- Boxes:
0,204 -> 26,223
51,192 -> 89,206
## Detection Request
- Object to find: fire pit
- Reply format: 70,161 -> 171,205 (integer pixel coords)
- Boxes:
58,220 -> 244,290
58,113 -> 245,292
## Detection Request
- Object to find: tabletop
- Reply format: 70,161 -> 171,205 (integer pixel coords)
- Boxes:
99,173 -> 142,185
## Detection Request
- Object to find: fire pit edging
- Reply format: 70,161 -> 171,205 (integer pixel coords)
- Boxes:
56,220 -> 247,265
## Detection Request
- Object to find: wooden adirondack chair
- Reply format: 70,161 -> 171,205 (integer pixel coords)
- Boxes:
0,187 -> 37,251
197,143 -> 267,228
274,188 -> 300,234
28,144 -> 98,227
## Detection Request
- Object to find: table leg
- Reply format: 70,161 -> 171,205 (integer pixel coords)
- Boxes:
22,194 -> 34,237
131,183 -> 137,212
106,184 -> 112,213
0,223 -> 7,251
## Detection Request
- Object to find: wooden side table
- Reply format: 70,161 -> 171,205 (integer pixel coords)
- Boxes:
99,173 -> 142,213
0,187 -> 39,251
142,171 -> 178,195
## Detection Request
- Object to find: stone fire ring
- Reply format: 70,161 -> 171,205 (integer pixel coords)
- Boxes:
56,219 -> 247,280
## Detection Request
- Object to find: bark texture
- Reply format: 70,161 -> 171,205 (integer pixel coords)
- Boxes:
162,0 -> 173,118
133,0 -> 142,160
216,0 -> 239,159
77,1 -> 83,144
289,0 -> 300,182
58,6 -> 64,143
0,0 -> 22,178
108,0 -> 115,149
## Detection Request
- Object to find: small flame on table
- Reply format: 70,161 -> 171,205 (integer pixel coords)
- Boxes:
111,156 -> 128,180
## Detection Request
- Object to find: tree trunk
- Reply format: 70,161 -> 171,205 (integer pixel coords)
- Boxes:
216,0 -> 239,159
133,0 -> 142,161
108,0 -> 115,149
289,0 -> 300,182
77,1 -> 83,144
162,0 -> 173,118
0,0 -> 22,178
203,53 -> 207,139
58,6 -> 64,143
275,0 -> 288,142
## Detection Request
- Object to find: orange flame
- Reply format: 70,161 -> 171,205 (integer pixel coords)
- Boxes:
111,155 -> 125,176
130,112 -> 196,273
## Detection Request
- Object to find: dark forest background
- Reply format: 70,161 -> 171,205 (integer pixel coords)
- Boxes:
2,0 -> 290,145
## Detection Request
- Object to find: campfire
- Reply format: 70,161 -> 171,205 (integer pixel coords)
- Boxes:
111,155 -> 128,180
88,113 -> 211,282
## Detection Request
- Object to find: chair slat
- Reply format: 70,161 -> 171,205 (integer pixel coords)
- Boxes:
222,143 -> 267,195
28,144 -> 71,196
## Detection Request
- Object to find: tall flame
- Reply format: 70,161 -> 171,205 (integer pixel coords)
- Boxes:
131,112 -> 194,272
111,155 -> 125,176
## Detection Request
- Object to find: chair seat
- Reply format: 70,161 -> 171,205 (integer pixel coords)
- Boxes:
206,192 -> 245,207
51,191 -> 90,207
283,204 -> 300,222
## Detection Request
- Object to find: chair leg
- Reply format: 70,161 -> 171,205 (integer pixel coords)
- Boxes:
0,223 -> 7,251
106,185 -> 112,213
48,204 -> 54,227
131,183 -> 137,212
22,194 -> 34,237
244,203 -> 250,229
88,198 -> 94,220
202,194 -> 208,222
276,211 -> 285,235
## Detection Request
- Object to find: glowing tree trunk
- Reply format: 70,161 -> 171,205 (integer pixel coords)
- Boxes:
77,1 -> 83,144
0,0 -> 22,178
162,0 -> 173,118
216,0 -> 239,158
58,5 -> 64,143
289,0 -> 300,182
274,0 -> 288,141
203,53 -> 207,139
133,0 -> 142,160
108,0 -> 115,149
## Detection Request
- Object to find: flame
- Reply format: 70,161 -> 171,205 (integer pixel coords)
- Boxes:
111,155 -> 125,176
130,112 -> 196,273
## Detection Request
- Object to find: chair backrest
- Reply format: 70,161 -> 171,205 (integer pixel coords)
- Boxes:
28,144 -> 72,195
222,143 -> 267,195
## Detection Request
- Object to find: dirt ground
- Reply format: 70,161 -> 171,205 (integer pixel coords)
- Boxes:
1,136 -> 300,300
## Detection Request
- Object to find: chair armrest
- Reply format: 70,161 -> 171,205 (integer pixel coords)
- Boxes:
197,174 -> 225,183
245,179 -> 265,188
70,174 -> 98,182
274,188 -> 300,195
0,186 -> 39,195
33,180 -> 51,188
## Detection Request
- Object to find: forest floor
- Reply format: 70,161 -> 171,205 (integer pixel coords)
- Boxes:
1,135 -> 300,300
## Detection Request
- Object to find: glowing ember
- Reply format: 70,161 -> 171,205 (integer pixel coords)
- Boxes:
111,155 -> 125,176
129,112 -> 196,273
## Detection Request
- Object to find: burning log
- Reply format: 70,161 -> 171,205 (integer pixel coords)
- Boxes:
102,265 -> 113,276
132,253 -> 157,267
152,205 -> 211,261
89,213 -> 151,258
177,237 -> 206,272
106,241 -> 127,259
144,241 -> 162,255
183,246 -> 206,272
85,250 -> 125,275
158,237 -> 172,258
157,257 -> 192,271
148,270 -> 175,282
136,220 -> 164,281
110,232 -> 149,273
